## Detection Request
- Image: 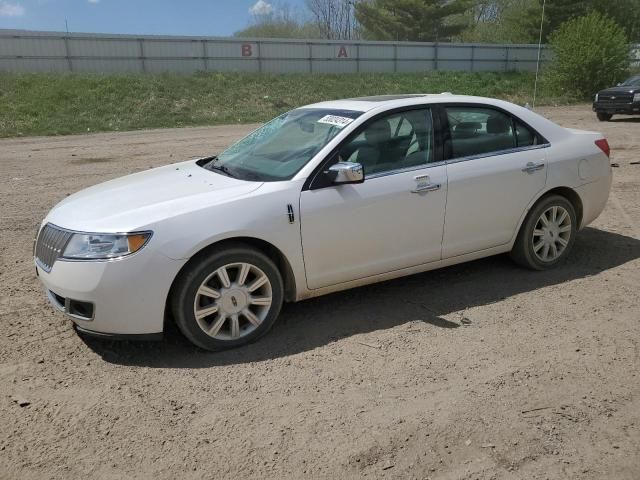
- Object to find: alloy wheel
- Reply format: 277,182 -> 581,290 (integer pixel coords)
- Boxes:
532,205 -> 572,262
193,262 -> 273,340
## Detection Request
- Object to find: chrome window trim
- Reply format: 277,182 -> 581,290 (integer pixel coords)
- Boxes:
366,160 -> 446,180
307,106 -> 551,185
445,143 -> 551,166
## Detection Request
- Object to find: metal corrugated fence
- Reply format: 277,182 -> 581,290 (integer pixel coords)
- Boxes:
1,29 -> 555,74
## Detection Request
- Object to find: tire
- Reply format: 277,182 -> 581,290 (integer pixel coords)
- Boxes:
597,112 -> 612,122
510,194 -> 577,271
171,244 -> 284,351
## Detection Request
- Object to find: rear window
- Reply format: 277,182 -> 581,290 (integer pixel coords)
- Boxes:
444,107 -> 544,159
515,120 -> 539,147
445,107 -> 516,159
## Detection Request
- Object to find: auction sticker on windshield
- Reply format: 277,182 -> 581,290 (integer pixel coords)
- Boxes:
317,115 -> 355,128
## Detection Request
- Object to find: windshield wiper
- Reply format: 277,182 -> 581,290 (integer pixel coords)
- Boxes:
202,156 -> 236,178
209,164 -> 236,178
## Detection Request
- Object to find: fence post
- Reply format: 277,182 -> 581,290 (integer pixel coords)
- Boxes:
470,45 -> 475,72
257,41 -> 262,73
308,43 -> 313,73
434,42 -> 439,71
505,46 -> 510,72
63,34 -> 73,72
201,39 -> 208,71
393,44 -> 398,73
356,43 -> 360,73
138,38 -> 146,73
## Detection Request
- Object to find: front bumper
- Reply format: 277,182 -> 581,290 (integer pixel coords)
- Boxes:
36,249 -> 187,336
74,324 -> 164,341
592,102 -> 640,114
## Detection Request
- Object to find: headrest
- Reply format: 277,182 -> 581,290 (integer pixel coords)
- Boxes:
486,115 -> 510,134
365,119 -> 391,145
454,121 -> 481,138
455,121 -> 481,132
404,111 -> 429,133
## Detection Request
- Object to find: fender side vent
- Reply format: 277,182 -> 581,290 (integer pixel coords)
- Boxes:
287,204 -> 295,223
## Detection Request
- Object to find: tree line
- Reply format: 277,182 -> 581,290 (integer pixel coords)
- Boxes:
235,0 -> 640,44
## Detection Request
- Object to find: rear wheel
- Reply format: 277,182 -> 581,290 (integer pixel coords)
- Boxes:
171,244 -> 284,351
597,112 -> 612,121
511,194 -> 577,270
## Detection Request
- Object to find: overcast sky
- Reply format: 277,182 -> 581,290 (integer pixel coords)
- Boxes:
0,0 -> 304,36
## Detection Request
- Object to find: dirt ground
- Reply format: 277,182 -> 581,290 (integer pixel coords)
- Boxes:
1,105 -> 639,480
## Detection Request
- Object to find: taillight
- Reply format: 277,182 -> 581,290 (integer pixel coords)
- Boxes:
595,138 -> 610,158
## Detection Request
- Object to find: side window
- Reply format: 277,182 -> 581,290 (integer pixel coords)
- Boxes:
339,108 -> 434,176
515,120 -> 539,147
445,107 -> 516,159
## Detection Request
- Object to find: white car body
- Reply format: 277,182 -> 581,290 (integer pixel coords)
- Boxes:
35,95 -> 612,338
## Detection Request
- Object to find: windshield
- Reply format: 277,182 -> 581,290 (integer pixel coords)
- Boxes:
202,108 -> 362,181
621,76 -> 640,86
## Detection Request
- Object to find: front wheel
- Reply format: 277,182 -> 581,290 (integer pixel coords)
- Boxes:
597,112 -> 612,122
511,195 -> 577,270
171,245 -> 284,351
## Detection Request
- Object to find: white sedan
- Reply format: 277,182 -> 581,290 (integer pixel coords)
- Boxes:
34,94 -> 612,350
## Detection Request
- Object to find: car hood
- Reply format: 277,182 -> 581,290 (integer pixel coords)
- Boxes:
46,159 -> 263,232
598,86 -> 639,95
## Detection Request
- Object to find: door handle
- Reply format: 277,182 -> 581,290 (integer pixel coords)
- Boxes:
411,183 -> 441,194
522,162 -> 545,173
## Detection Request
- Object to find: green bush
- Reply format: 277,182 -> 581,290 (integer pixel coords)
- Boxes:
548,12 -> 630,99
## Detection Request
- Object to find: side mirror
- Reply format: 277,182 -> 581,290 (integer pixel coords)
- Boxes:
327,162 -> 364,185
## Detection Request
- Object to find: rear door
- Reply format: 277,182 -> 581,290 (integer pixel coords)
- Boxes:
439,104 -> 549,258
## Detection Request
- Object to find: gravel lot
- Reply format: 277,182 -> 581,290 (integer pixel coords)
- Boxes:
1,105 -> 639,480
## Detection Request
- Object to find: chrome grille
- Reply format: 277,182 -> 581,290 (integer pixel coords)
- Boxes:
598,94 -> 633,104
35,224 -> 73,272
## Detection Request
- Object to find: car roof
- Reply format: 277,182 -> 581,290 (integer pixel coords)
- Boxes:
303,94 -> 503,113
346,94 -> 430,102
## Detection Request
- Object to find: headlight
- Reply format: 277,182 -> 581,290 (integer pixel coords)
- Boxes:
595,93 -> 599,102
634,93 -> 640,102
62,232 -> 152,260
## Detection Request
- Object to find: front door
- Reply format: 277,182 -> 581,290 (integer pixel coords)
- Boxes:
299,107 -> 448,290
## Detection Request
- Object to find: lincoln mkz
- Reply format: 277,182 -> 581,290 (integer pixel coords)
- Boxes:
34,95 -> 612,350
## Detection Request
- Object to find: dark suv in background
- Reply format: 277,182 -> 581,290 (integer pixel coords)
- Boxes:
592,75 -> 640,121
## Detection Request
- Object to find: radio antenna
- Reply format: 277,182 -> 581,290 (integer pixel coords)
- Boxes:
532,0 -> 547,109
